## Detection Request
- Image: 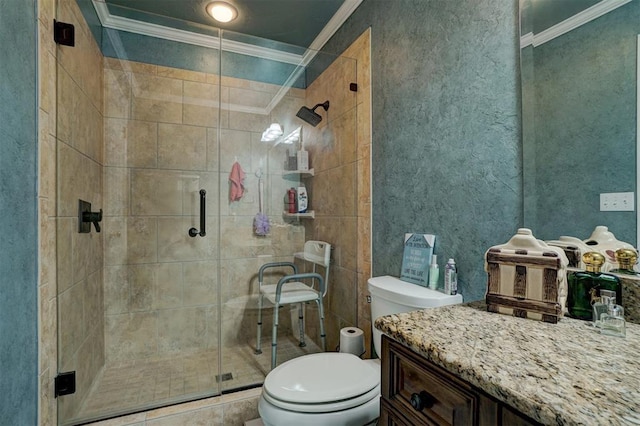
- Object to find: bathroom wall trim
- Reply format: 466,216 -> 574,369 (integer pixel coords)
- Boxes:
520,0 -> 631,48
92,0 -> 362,65
308,0 -> 363,52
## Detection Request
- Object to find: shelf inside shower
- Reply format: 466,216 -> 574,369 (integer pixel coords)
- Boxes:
283,168 -> 314,178
283,211 -> 315,219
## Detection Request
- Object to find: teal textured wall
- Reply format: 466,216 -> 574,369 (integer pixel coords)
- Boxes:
324,0 -> 522,301
523,2 -> 638,245
0,0 -> 38,422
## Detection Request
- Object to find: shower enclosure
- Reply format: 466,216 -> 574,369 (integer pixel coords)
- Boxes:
53,1 -> 358,424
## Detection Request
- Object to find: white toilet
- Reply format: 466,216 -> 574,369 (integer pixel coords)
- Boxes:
258,275 -> 463,426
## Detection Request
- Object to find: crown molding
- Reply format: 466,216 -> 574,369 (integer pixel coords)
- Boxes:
259,0 -> 363,114
92,0 -> 304,64
264,0 -> 363,113
520,0 -> 631,48
520,32 -> 534,49
309,0 -> 363,52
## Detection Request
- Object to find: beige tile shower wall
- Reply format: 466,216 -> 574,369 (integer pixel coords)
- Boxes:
303,30 -> 372,355
347,30 -> 373,358
102,57 -> 307,363
52,0 -> 106,421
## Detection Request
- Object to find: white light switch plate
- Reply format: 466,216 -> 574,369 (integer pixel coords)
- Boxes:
600,192 -> 635,211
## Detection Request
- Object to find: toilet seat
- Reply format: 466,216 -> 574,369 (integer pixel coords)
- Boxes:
263,384 -> 379,413
263,353 -> 379,412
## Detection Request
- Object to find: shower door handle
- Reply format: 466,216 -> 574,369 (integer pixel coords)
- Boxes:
188,189 -> 206,237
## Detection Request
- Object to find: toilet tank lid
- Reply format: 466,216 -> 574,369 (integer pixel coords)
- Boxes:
368,275 -> 463,308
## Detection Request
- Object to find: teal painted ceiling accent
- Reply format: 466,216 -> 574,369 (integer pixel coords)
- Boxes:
104,0 -> 345,47
77,0 -> 354,89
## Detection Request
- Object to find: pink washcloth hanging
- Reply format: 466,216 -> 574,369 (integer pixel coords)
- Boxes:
229,161 -> 245,201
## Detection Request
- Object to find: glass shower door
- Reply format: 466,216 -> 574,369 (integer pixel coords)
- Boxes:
215,29 -> 359,390
55,1 -> 223,423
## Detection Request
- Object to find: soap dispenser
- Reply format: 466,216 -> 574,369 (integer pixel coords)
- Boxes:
567,252 -> 621,321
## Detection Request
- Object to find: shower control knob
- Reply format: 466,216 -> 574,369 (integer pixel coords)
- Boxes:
410,391 -> 435,411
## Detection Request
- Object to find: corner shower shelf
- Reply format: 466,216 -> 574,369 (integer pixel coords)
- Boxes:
283,168 -> 314,178
283,211 -> 315,219
283,168 -> 314,218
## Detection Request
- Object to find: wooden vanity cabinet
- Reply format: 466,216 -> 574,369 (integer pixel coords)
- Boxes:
380,335 -> 540,426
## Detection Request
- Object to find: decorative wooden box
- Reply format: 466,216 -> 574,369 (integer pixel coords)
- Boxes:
485,229 -> 569,324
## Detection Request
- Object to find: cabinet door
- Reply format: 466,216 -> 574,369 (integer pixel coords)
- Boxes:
382,336 -> 477,425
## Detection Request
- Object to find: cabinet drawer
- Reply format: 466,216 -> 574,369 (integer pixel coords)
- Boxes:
382,336 -> 477,425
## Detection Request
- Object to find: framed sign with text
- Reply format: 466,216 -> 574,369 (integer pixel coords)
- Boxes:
400,233 -> 436,286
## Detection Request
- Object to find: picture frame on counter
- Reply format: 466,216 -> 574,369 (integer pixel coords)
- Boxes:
401,233 -> 436,287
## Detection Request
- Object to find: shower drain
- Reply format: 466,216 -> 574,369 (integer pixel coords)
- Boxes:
215,372 -> 233,382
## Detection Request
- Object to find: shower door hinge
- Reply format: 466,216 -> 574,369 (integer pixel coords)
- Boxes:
53,20 -> 75,47
55,371 -> 76,397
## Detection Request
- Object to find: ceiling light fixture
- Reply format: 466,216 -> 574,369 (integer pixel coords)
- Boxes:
206,2 -> 238,23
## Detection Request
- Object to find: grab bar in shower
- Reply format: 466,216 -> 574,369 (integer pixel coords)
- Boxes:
188,189 -> 206,237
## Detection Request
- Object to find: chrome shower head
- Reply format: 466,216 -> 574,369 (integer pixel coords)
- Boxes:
296,100 -> 330,127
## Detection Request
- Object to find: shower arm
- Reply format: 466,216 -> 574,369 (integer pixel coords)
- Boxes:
311,101 -> 329,112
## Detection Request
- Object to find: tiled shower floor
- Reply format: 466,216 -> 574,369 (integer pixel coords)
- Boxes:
76,335 -> 322,423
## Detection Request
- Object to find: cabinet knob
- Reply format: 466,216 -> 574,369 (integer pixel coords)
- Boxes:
410,391 -> 435,411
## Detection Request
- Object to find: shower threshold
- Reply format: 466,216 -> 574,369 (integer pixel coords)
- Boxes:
69,335 -> 321,425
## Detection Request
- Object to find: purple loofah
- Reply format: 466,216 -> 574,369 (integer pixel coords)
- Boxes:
254,212 -> 270,236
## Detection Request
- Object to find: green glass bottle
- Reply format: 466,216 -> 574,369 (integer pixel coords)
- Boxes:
609,248 -> 640,276
567,252 -> 621,320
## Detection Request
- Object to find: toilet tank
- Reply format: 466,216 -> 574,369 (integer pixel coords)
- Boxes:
368,275 -> 463,357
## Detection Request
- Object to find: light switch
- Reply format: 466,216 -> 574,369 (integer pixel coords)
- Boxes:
600,192 -> 635,211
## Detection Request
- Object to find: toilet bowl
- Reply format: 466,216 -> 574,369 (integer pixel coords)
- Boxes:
258,275 -> 463,426
259,353 -> 380,426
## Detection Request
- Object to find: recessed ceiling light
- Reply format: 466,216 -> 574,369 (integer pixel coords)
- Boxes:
206,2 -> 238,23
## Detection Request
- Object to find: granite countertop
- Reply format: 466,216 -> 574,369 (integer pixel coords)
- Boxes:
375,302 -> 640,426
